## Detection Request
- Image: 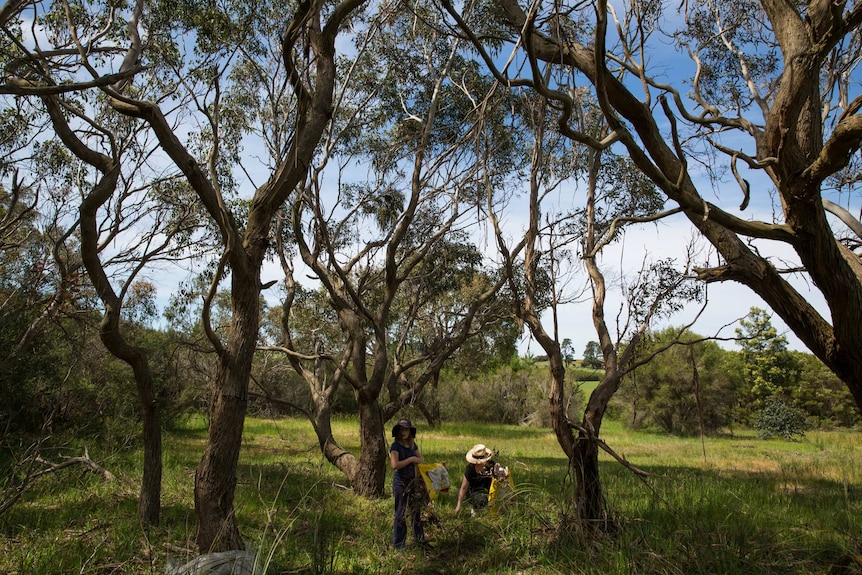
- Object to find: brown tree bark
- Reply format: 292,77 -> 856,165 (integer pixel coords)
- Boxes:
353,399 -> 388,496
106,0 -> 367,550
476,0 -> 862,411
43,97 -> 163,527
193,269 -> 261,551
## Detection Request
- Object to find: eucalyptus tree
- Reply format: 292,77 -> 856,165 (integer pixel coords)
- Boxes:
264,0 -> 517,497
0,88 -> 90,400
1,92 -> 204,529
2,0 -> 369,553
443,0 -> 862,413
1,15 -> 206,528
573,144 -> 704,526
487,89 -> 701,526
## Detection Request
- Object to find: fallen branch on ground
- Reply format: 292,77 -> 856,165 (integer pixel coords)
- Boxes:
33,446 -> 116,481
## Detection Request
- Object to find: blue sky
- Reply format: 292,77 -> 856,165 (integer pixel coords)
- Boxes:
523,214 -> 823,359
15,4 -> 845,362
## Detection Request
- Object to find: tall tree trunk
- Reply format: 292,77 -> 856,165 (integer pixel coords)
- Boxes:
194,267 -> 259,552
45,98 -> 163,526
354,398 -> 387,497
547,340 -> 609,526
194,389 -> 246,552
572,428 -> 605,526
138,384 -> 162,525
572,373 -> 618,527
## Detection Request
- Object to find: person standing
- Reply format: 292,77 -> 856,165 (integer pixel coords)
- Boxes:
389,417 -> 428,549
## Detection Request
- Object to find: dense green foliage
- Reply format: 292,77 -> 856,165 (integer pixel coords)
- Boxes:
755,396 -> 812,440
612,312 -> 861,437
735,309 -> 801,417
612,328 -> 741,435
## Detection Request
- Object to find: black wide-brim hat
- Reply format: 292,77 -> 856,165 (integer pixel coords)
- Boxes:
391,417 -> 417,438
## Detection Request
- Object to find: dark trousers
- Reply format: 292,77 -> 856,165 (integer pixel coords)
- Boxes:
392,479 -> 425,548
468,488 -> 489,509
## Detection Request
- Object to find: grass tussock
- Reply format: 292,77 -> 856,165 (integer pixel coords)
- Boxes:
1,417 -> 861,574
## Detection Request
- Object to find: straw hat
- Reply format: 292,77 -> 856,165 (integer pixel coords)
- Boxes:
466,444 -> 494,464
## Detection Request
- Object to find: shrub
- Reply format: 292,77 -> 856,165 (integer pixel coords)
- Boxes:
437,365 -> 564,426
754,395 -> 811,440
613,329 -> 741,435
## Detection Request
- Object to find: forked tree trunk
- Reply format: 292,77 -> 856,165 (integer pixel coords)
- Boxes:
547,349 -> 609,527
303,358 -> 388,497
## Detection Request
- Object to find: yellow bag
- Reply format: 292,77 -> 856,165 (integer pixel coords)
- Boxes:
489,471 -> 514,509
418,463 -> 451,501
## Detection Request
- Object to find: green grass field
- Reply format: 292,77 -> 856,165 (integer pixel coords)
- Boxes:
2,417 -> 860,574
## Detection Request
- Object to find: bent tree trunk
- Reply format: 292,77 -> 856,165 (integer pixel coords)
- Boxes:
47,99 -> 164,527
301,371 -> 387,496
314,401 -> 361,482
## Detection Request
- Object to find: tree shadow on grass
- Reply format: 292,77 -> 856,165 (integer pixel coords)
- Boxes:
598,463 -> 861,574
393,516 -> 528,575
